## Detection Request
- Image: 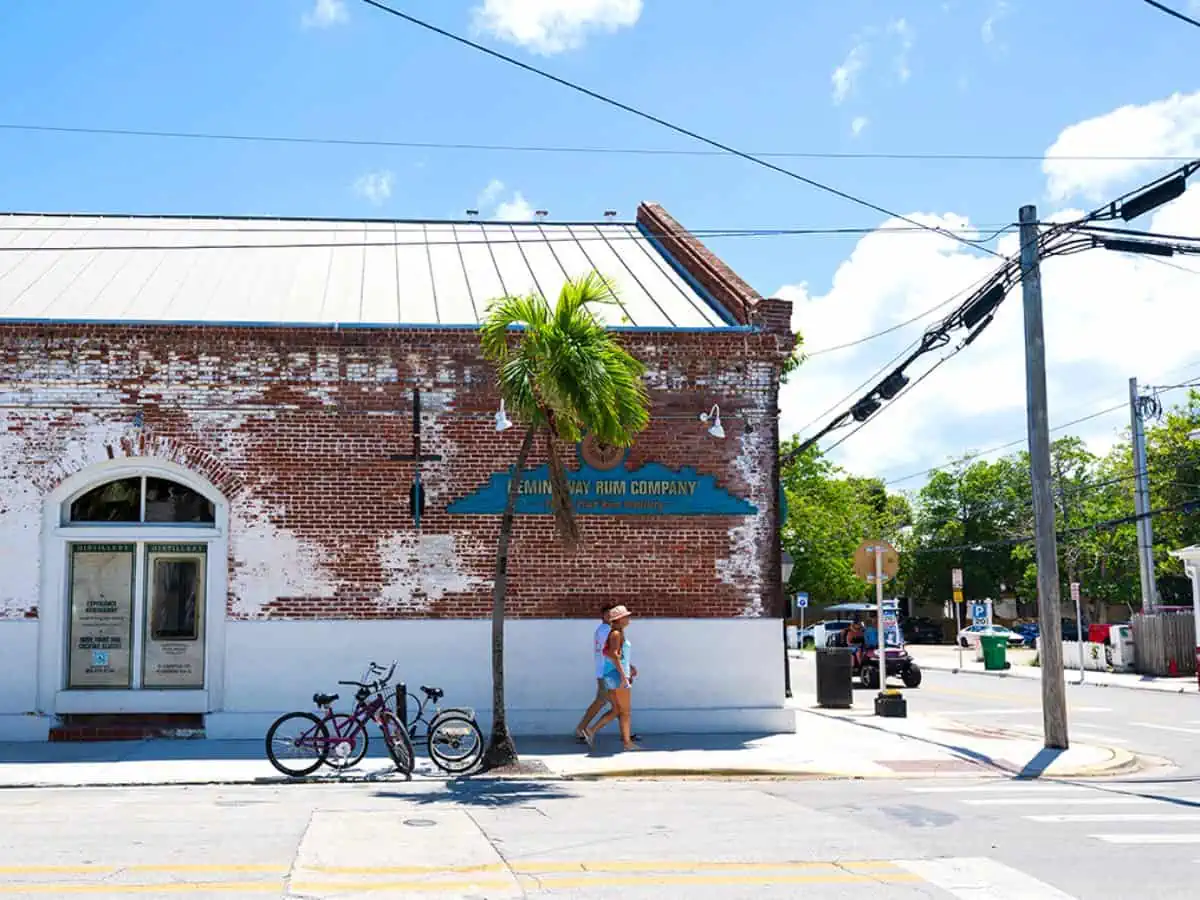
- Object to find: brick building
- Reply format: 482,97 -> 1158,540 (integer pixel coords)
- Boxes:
0,204 -> 794,741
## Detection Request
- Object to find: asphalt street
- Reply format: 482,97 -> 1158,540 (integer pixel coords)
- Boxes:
3,777 -> 1199,898
790,649 -> 1200,774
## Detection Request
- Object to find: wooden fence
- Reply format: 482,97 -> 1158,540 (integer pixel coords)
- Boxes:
1131,612 -> 1196,676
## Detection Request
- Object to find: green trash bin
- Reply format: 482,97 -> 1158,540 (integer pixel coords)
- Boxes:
980,634 -> 1009,671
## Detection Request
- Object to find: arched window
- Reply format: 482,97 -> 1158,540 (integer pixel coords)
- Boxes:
67,476 -> 216,525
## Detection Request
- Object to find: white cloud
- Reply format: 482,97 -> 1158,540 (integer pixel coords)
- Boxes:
474,179 -> 536,220
887,18 -> 915,82
494,192 -> 536,221
302,0 -> 347,28
777,96 -> 1200,483
352,170 -> 394,206
851,116 -> 870,137
477,178 -> 506,208
1043,90 -> 1200,202
472,0 -> 642,55
981,0 -> 1010,45
832,43 -> 867,105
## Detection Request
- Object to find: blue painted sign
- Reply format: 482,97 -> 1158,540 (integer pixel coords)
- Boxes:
796,592 -> 809,609
971,601 -> 990,626
447,446 -> 757,517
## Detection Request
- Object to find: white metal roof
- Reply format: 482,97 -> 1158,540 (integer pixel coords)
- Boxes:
0,213 -> 734,329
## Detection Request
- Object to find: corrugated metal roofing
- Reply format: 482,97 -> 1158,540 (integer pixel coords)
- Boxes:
0,213 -> 734,329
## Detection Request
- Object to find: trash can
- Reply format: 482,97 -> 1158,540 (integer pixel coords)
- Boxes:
815,647 -> 853,708
980,634 -> 1009,671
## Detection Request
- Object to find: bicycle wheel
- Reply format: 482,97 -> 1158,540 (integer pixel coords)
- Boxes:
265,712 -> 329,777
376,710 -> 415,777
427,712 -> 484,774
321,715 -> 369,770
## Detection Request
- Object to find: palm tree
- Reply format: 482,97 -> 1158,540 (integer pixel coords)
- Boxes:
478,272 -> 650,769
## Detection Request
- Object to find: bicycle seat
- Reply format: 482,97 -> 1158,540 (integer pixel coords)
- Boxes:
420,685 -> 444,702
312,692 -> 339,707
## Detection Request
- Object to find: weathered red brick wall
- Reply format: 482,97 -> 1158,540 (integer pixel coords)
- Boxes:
0,320 -> 791,621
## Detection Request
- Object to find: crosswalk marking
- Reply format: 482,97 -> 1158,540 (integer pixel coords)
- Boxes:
964,796 -> 1172,806
1026,814 -> 1200,823
895,857 -> 1076,899
1131,721 -> 1200,735
909,785 -> 1085,794
1092,834 -> 1200,844
1070,731 -> 1129,744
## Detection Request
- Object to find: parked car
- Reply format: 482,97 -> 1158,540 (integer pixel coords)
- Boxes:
956,624 -> 1025,649
902,617 -> 945,645
1012,621 -> 1039,647
812,620 -> 852,648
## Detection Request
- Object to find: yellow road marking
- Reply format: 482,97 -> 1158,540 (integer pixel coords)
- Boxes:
0,882 -> 281,895
294,872 -> 924,891
921,684 -> 1037,705
0,864 -> 280,875
0,859 -> 920,893
308,858 -> 900,875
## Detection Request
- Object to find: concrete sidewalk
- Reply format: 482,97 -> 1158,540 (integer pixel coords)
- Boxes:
908,645 -> 1200,694
0,699 -> 1140,789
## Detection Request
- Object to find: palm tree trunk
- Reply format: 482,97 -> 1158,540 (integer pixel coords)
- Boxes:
545,430 -> 581,548
482,423 -> 537,771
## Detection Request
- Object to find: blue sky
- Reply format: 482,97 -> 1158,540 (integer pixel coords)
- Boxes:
1,0 -> 1198,484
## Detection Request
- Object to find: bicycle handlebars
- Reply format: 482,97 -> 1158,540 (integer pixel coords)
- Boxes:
335,660 -> 397,693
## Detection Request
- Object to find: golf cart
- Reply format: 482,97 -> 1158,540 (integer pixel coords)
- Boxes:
826,601 -> 922,689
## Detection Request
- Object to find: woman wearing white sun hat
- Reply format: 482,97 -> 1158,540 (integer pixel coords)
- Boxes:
583,605 -> 641,752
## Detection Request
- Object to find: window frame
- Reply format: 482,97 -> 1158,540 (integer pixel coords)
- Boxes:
64,475 -> 216,527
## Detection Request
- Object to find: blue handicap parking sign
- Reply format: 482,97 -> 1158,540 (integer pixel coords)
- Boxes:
796,592 -> 809,609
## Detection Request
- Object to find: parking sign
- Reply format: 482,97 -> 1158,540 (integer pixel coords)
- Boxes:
796,592 -> 809,609
971,601 -> 989,626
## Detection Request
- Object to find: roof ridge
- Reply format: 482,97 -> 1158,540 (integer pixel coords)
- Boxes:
0,210 -> 634,227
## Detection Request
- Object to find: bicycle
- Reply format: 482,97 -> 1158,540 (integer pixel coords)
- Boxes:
396,681 -> 484,774
264,661 -> 415,779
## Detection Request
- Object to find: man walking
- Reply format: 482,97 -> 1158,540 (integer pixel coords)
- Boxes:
575,604 -> 612,742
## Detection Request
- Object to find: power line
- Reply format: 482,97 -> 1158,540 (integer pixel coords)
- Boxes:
883,402 -> 1129,487
4,121 -> 1195,163
823,355 -> 954,455
909,497 -> 1200,555
0,224 -> 1016,254
355,0 -> 1005,261
1141,0 -> 1200,29
882,375 -> 1200,488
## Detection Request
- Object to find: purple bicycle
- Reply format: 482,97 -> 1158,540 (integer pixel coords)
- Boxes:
264,661 -> 415,778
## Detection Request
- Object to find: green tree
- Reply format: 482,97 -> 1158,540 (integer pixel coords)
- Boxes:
1147,390 -> 1200,603
780,441 -> 911,606
478,272 -> 650,769
900,456 -> 1028,609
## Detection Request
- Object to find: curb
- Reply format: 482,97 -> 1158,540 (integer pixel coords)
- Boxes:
0,771 -> 571,791
920,661 -> 1196,695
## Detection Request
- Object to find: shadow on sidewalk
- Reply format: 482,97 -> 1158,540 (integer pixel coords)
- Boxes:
374,778 -> 574,808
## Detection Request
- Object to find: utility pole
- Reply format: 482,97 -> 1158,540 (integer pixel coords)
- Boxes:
1018,204 -> 1069,750
1056,459 -> 1086,683
1129,377 -> 1157,611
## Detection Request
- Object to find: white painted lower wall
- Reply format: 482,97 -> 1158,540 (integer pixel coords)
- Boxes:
0,621 -> 50,740
0,617 -> 794,740
207,617 -> 794,739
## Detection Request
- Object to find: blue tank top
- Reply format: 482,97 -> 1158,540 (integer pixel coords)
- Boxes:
603,633 -> 632,680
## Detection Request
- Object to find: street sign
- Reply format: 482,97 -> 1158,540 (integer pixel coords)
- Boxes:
796,592 -> 809,609
952,589 -> 964,604
854,540 -> 899,582
951,568 -> 963,590
971,601 -> 990,626
882,607 -> 898,627
1070,582 -> 1081,604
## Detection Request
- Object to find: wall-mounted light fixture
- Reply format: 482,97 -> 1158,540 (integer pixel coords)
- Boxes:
494,400 -> 513,432
699,405 -> 725,439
